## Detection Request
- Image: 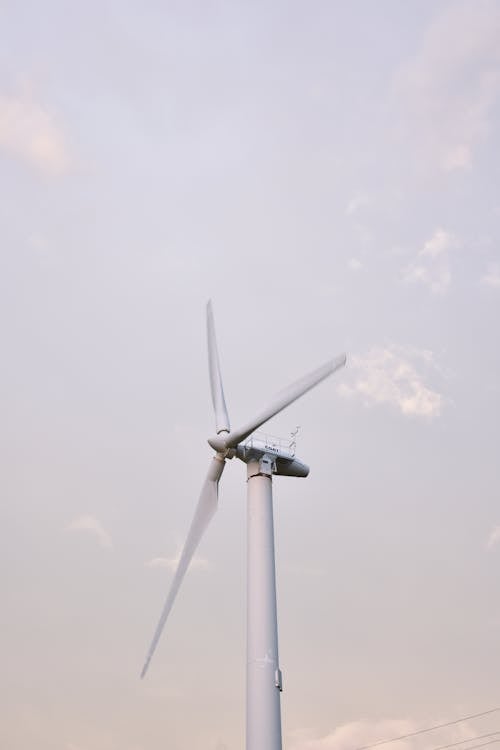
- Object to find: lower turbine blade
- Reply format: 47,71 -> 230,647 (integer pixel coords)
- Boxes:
141,456 -> 225,678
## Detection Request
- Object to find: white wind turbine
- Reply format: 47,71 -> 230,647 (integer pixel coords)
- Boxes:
141,301 -> 346,750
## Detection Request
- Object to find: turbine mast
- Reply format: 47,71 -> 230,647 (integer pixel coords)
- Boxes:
246,455 -> 283,750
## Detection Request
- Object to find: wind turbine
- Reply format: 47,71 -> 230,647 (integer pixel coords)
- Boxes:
141,301 -> 346,750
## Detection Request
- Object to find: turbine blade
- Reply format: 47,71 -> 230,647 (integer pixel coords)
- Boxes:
141,456 -> 225,678
225,353 -> 346,449
207,300 -> 230,434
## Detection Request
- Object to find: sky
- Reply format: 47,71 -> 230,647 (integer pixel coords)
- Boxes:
1,1 -> 500,749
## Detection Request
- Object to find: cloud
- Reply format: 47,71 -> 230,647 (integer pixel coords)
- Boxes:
442,144 -> 472,171
145,552 -> 209,571
396,0 -> 500,171
348,258 -> 364,272
288,718 -> 477,750
289,720 -> 413,750
338,346 -> 443,418
66,515 -> 113,549
0,88 -> 71,175
481,263 -> 500,288
346,194 -> 370,216
402,229 -> 456,294
283,562 -> 325,577
487,526 -> 500,549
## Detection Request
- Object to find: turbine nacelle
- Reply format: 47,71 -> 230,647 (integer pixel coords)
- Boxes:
236,433 -> 310,477
208,432 -> 309,476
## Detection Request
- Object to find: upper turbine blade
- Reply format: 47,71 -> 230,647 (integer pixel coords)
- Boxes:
140,456 -> 225,679
224,353 -> 346,449
207,300 -> 230,434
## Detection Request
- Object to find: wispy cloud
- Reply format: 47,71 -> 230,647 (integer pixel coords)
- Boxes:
0,88 -> 71,175
66,515 -> 113,549
481,263 -> 500,288
289,720 -> 413,750
348,258 -> 364,272
442,144 -> 471,171
396,0 -> 500,172
288,718 -> 477,750
338,346 -> 443,419
487,525 -> 500,549
346,193 -> 370,216
402,229 -> 456,294
282,562 -> 325,577
145,552 -> 209,571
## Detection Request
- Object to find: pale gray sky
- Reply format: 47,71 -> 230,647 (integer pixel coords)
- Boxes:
1,2 -> 499,749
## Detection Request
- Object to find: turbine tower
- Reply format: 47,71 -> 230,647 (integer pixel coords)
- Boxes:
141,301 -> 346,750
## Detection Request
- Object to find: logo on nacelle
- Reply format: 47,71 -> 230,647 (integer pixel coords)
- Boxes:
264,444 -> 279,453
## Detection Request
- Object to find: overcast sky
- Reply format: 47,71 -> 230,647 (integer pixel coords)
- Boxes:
1,2 -> 500,749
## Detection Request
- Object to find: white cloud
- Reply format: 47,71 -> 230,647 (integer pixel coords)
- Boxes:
348,258 -> 364,272
338,346 -> 443,419
145,552 -> 209,571
346,194 -> 370,216
487,525 -> 500,549
288,718 -> 477,750
442,144 -> 472,171
396,1 -> 500,172
481,263 -> 500,288
289,720 -> 413,750
66,515 -> 113,549
403,229 -> 456,294
0,88 -> 71,175
283,562 -> 325,577
419,229 -> 454,259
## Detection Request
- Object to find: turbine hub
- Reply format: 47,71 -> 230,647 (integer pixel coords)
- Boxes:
207,434 -> 227,452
